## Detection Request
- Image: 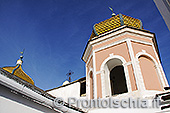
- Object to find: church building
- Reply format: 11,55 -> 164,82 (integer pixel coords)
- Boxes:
47,12 -> 170,112
1,12 -> 170,113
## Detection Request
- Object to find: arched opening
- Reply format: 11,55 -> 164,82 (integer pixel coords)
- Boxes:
90,72 -> 94,99
103,58 -> 128,96
138,55 -> 162,91
110,65 -> 128,95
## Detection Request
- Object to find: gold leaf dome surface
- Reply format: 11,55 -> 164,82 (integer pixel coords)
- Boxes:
90,13 -> 143,39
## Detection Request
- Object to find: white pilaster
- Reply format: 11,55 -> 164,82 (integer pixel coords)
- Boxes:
92,49 -> 97,99
126,39 -> 146,92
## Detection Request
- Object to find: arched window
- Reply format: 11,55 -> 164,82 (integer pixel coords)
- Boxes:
90,72 -> 94,99
104,58 -> 128,96
110,65 -> 128,95
138,55 -> 162,91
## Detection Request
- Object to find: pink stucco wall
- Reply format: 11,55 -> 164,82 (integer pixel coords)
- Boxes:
139,56 -> 163,91
95,42 -> 130,71
132,41 -> 158,62
96,74 -> 102,98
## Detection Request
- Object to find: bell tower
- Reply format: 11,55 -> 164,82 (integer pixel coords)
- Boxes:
82,13 -> 169,99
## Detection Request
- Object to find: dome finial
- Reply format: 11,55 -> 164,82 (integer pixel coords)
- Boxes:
16,49 -> 25,65
109,6 -> 116,17
20,48 -> 25,60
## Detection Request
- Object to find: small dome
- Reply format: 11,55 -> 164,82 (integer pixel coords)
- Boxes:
2,51 -> 34,85
62,80 -> 70,86
2,64 -> 34,85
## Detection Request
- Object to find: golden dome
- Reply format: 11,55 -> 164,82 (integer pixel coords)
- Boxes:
2,59 -> 34,85
90,13 -> 143,39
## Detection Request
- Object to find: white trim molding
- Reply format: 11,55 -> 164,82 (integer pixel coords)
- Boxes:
93,38 -> 152,53
86,53 -> 93,68
126,39 -> 145,92
92,49 -> 97,99
87,68 -> 94,100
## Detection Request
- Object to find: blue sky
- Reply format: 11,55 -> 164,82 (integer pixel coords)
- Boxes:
0,0 -> 169,90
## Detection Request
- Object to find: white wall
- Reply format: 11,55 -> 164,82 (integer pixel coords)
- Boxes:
48,82 -> 86,102
0,85 -> 58,113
